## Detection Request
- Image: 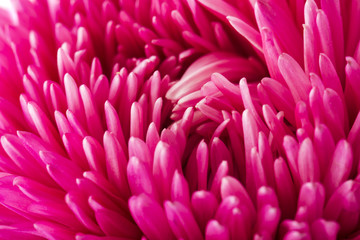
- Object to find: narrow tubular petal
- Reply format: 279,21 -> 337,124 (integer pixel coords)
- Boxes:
240,78 -> 268,133
63,133 -> 88,170
274,157 -> 297,219
316,10 -> 335,70
227,16 -> 262,52
311,219 -> 339,240
303,24 -> 318,75
164,201 -> 203,240
320,0 -> 344,79
89,196 -> 141,238
297,138 -> 320,183
313,124 -> 335,179
278,53 -> 311,102
129,194 -> 175,240
103,131 -> 130,198
256,204 -> 281,237
1,134 -> 49,182
64,73 -> 86,127
40,151 -> 82,192
242,109 -> 258,197
34,221 -> 75,240
191,191 -> 218,231
130,102 -> 144,139
220,176 -> 256,220
206,220 -> 230,240
257,186 -> 279,210
83,136 -> 107,176
210,137 -> 232,176
13,176 -> 64,203
104,101 -> 127,153
79,85 -> 104,141
259,28 -> 285,84
196,140 -> 209,190
65,192 -> 102,234
323,140 -> 353,197
255,0 -> 303,63
319,54 -> 343,100
211,73 -> 243,111
48,81 -> 67,113
296,182 -> 325,223
262,104 -> 289,153
127,156 -> 158,201
171,171 -> 190,207
166,52 -> 263,101
27,102 -> 63,153
261,77 -> 295,125
322,88 -> 346,140
210,161 -> 229,200
153,141 -> 179,201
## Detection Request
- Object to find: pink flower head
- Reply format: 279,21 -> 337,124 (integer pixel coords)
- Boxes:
0,0 -> 360,239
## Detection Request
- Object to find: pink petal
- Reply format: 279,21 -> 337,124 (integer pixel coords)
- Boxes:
191,190 -> 218,231
129,194 -> 175,240
311,219 -> 339,240
298,138 -> 320,183
83,136 -> 106,175
89,196 -> 141,238
278,53 -> 311,102
205,220 -> 229,240
103,131 -> 130,199
323,140 -> 353,197
274,157 -> 297,219
164,201 -> 203,240
127,156 -> 158,201
34,221 -> 75,240
171,171 -> 190,208
65,191 -> 102,234
296,182 -> 325,223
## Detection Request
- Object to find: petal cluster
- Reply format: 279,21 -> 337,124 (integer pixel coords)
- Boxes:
0,0 -> 360,239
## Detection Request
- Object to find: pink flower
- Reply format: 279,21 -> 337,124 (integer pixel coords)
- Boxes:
0,0 -> 360,239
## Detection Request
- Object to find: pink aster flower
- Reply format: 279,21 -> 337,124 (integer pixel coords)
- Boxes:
0,0 -> 360,239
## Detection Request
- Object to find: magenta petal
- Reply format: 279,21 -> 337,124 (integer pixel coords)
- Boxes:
127,156 -> 158,201
129,194 -> 175,240
171,171 -> 190,208
313,124 -> 335,180
128,137 -> 152,168
205,220 -> 230,240
164,201 -> 203,240
39,151 -> 82,192
83,136 -> 106,175
104,101 -> 127,153
311,219 -> 339,240
89,196 -> 141,238
64,73 -> 86,128
103,131 -> 130,199
278,53 -> 311,102
255,204 -> 281,237
65,192 -> 102,234
153,141 -> 179,201
296,182 -> 325,223
274,157 -> 297,219
79,84 -> 104,141
227,16 -> 262,52
196,140 -> 209,191
191,191 -> 218,231
34,221 -> 75,240
220,176 -> 256,220
323,140 -> 353,197
13,176 -> 64,203
297,138 -> 320,183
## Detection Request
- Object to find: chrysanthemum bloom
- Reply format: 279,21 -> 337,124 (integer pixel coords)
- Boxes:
0,0 -> 360,239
